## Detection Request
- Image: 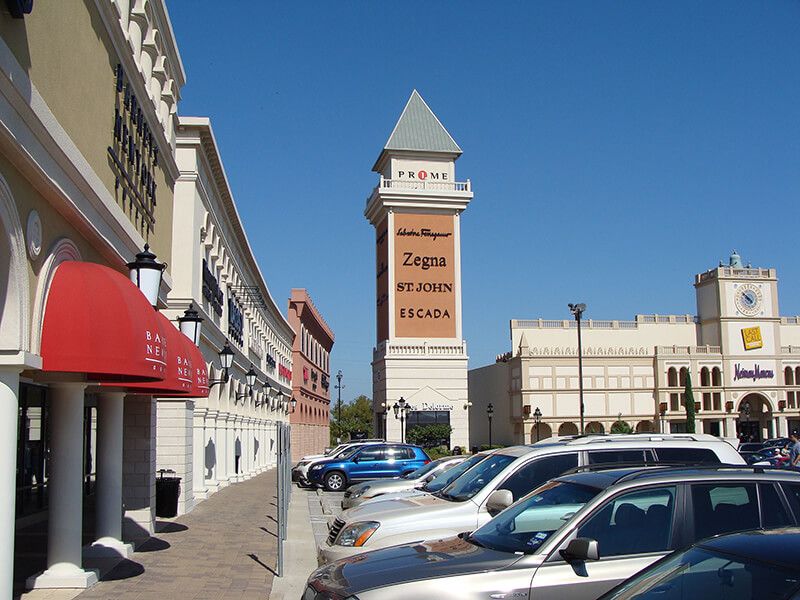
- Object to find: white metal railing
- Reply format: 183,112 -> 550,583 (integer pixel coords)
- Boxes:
373,341 -> 468,358
656,345 -> 721,355
513,315 -> 698,330
368,176 -> 472,201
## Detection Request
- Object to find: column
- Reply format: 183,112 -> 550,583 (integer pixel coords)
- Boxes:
193,407 -> 209,500
85,392 -> 133,558
216,410 -> 230,489
27,382 -> 98,589
204,410 -> 220,493
0,368 -> 21,600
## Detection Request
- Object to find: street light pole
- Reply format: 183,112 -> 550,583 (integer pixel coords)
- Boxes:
569,303 -> 586,435
487,403 -> 494,447
533,406 -> 542,442
335,370 -> 345,443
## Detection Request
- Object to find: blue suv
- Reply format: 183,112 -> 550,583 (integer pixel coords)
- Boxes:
308,443 -> 431,491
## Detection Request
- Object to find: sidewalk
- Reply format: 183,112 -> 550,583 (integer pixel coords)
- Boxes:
15,470 -> 329,600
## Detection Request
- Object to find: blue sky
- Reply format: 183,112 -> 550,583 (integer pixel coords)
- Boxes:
166,1 -> 800,401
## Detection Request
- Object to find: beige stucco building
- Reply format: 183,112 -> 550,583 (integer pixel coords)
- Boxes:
469,252 -> 800,448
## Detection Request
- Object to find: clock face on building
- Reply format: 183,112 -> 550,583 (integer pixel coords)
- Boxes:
734,283 -> 763,316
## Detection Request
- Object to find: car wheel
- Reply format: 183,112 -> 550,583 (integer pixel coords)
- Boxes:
324,471 -> 346,492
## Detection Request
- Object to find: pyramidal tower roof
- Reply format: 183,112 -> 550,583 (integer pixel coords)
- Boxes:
383,90 -> 462,155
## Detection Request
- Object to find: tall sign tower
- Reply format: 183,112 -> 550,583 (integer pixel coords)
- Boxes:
365,91 -> 473,449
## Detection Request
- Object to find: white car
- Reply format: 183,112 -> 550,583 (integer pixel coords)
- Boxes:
342,455 -> 468,509
317,433 -> 744,564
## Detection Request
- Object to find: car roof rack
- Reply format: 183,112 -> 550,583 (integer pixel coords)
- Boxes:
615,463 -> 800,484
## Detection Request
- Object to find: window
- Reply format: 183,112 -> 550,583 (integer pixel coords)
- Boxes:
576,486 -> 676,557
498,453 -> 578,501
760,483 -> 793,529
655,448 -> 720,464
588,449 -> 650,465
355,447 -> 386,462
700,367 -> 710,387
387,446 -> 414,460
691,483 -> 759,541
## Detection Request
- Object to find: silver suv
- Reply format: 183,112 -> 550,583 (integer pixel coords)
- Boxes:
317,433 -> 743,564
306,464 -> 800,600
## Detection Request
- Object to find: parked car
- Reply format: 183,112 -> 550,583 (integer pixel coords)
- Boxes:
740,450 -> 788,466
738,442 -> 768,453
307,443 -> 431,491
342,455 -> 468,509
349,451 -> 496,509
597,527 -> 800,600
292,440 -> 384,487
317,433 -> 744,564
306,464 -> 800,600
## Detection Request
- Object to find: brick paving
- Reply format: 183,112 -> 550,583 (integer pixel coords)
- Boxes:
74,469 -> 279,600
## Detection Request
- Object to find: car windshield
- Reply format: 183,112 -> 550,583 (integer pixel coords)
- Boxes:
424,454 -> 488,492
598,544 -> 800,600
405,458 -> 447,479
335,445 -> 363,460
438,453 -> 517,501
469,481 -> 600,554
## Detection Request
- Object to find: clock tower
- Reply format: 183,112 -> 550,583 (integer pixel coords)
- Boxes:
365,91 -> 473,449
695,251 -> 781,437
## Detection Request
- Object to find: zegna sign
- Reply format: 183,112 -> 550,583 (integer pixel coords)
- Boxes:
393,212 -> 456,338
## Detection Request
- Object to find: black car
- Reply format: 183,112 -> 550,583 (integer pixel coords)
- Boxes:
597,527 -> 800,600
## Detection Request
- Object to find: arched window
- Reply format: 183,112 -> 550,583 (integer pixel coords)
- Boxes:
679,367 -> 688,387
700,367 -> 710,387
712,367 -> 722,387
668,368 -> 678,387
786,367 -> 795,386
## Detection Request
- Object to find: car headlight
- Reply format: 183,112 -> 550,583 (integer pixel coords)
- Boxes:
311,465 -> 323,471
336,521 -> 380,547
350,486 -> 369,499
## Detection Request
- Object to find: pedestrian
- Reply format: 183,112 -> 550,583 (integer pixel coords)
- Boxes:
788,431 -> 800,468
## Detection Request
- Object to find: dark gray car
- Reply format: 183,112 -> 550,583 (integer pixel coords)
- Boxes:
306,465 -> 800,600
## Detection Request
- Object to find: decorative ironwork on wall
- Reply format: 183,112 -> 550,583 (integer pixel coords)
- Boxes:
229,285 -> 267,310
321,374 -> 329,390
202,259 -> 223,317
110,64 -> 160,238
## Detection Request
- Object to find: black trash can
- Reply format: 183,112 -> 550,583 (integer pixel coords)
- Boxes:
155,469 -> 181,518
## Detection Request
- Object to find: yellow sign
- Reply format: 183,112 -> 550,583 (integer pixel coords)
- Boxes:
742,326 -> 763,351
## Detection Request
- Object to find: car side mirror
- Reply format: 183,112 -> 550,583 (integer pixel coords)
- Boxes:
559,537 -> 599,563
352,456 -> 359,463
486,489 -> 514,515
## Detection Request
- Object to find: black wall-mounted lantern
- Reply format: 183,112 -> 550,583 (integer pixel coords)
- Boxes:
208,343 -> 235,389
127,244 -> 166,308
177,303 -> 203,345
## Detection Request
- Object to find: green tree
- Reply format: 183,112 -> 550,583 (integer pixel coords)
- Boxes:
684,372 -> 696,434
331,395 -> 373,444
610,413 -> 633,434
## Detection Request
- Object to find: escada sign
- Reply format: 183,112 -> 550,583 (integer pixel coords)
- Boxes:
734,363 -> 774,382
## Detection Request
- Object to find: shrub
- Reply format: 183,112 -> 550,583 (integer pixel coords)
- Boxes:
406,423 -> 453,448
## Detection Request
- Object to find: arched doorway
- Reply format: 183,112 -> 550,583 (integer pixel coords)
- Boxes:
736,393 -> 772,442
585,421 -> 605,434
635,420 -> 655,433
531,422 -> 552,443
558,422 -> 579,436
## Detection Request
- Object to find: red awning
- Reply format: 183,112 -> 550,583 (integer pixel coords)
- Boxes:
41,261 -> 167,382
114,312 -> 194,395
183,339 -> 209,398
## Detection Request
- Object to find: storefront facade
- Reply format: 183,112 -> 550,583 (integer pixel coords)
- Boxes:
469,252 -> 800,447
365,91 -> 472,450
1,0 -> 188,594
163,117 -> 295,514
287,288 -> 333,460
